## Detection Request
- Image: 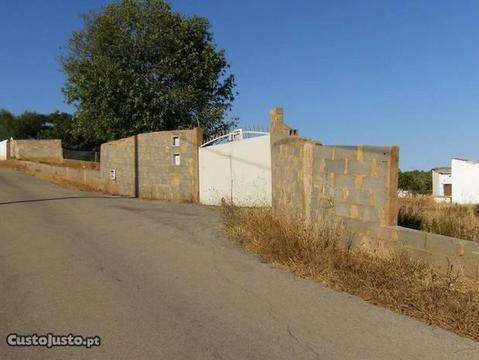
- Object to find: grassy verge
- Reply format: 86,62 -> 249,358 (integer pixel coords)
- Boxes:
223,205 -> 479,341
398,197 -> 479,242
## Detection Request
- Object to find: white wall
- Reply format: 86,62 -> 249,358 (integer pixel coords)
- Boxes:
432,170 -> 452,197
0,140 -> 8,160
452,159 -> 479,204
199,134 -> 272,206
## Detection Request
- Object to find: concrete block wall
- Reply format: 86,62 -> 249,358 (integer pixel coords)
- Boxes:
100,128 -> 202,201
311,145 -> 399,226
11,140 -> 63,162
270,107 -> 399,227
100,136 -> 136,197
11,128 -> 202,202
368,225 -> 479,280
10,160 -> 102,190
138,129 -> 202,202
270,107 -> 479,280
8,127 -> 202,202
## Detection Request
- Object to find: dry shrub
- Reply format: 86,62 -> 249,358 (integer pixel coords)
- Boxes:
398,197 -> 479,241
223,205 -> 479,341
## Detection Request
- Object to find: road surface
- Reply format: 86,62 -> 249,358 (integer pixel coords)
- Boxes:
0,168 -> 478,359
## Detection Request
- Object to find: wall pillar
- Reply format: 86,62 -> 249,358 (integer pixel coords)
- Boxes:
192,127 -> 204,203
384,146 -> 399,225
302,141 -> 314,224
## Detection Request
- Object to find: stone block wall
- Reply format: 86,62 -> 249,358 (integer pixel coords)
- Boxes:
11,140 -> 63,162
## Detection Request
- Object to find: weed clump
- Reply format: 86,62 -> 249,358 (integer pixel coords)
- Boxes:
398,197 -> 479,241
223,205 -> 479,341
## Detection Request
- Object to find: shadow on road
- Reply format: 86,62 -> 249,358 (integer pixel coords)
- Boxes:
0,196 -> 119,206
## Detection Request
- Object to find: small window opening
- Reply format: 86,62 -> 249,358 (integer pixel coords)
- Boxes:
173,153 -> 181,166
172,136 -> 180,146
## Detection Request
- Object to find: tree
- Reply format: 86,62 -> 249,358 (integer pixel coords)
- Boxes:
62,0 -> 236,147
0,109 -> 15,140
0,110 -> 50,140
398,170 -> 432,194
37,112 -> 92,150
0,109 -> 85,148
13,112 -> 49,139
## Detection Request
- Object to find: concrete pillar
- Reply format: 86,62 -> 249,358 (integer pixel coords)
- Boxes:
302,142 -> 314,224
385,146 -> 399,226
270,107 -> 284,133
192,127 -> 204,203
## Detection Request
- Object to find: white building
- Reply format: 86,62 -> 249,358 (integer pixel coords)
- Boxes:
432,166 -> 452,200
451,158 -> 479,204
432,159 -> 479,204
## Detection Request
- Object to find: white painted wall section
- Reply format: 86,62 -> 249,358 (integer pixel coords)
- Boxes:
199,134 -> 272,206
0,140 -> 8,160
432,170 -> 452,197
452,159 -> 479,204
199,141 -> 232,205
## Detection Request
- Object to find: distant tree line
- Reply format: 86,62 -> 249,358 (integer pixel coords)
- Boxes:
398,170 -> 432,195
0,109 -> 94,150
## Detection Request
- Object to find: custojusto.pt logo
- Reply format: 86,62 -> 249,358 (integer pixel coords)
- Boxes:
6,333 -> 101,349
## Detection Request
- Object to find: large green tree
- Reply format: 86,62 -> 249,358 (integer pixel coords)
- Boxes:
62,0 -> 236,146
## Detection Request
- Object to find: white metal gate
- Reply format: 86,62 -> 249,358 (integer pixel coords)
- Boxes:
199,130 -> 272,206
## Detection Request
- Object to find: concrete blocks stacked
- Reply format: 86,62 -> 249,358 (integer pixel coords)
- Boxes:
398,227 -> 479,279
269,106 -> 479,281
312,144 -> 398,226
11,139 -> 63,163
11,127 -> 203,203
270,107 -> 398,228
100,128 -> 202,201
12,160 -> 102,190
368,225 -> 479,280
100,136 -> 136,197
137,128 -> 202,202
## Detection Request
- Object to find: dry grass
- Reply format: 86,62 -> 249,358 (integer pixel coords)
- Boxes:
398,197 -> 479,242
223,205 -> 479,341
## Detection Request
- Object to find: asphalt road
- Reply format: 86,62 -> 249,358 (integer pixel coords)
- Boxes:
0,168 -> 478,360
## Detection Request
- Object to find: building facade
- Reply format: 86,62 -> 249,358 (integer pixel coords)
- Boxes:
451,158 -> 479,204
432,166 -> 452,201
433,159 -> 479,204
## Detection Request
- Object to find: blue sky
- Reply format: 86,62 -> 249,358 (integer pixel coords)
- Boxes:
1,0 -> 478,170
